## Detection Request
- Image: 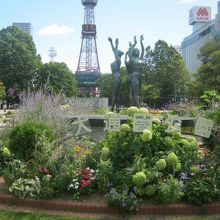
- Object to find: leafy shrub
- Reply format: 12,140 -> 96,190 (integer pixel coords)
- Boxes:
32,132 -> 55,168
38,175 -> 55,199
166,152 -> 178,166
52,157 -> 76,192
184,171 -> 219,204
9,121 -> 54,161
9,177 -> 40,199
120,123 -> 131,132
207,109 -> 220,126
106,187 -> 141,212
2,160 -> 27,185
132,171 -> 147,188
96,159 -> 113,193
100,147 -> 109,161
156,159 -> 167,171
144,184 -> 157,196
155,176 -> 183,204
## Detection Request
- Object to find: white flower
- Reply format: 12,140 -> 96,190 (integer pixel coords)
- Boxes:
86,167 -> 90,170
75,185 -> 79,189
90,169 -> 94,173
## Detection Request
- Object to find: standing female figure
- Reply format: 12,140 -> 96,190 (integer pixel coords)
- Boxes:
108,37 -> 124,111
127,35 -> 145,107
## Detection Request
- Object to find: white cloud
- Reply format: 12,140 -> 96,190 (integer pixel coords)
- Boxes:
38,24 -> 74,36
177,0 -> 198,4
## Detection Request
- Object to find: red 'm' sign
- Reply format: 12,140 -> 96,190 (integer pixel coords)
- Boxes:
197,8 -> 208,16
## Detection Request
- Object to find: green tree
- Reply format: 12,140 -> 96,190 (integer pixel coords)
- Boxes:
0,81 -> 5,99
97,67 -> 129,107
143,40 -> 190,99
36,62 -> 77,97
194,37 -> 220,95
0,26 -> 41,93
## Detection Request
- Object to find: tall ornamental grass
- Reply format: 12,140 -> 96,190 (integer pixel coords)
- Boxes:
15,90 -> 69,137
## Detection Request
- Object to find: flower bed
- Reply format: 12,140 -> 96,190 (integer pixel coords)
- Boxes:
0,103 -> 220,213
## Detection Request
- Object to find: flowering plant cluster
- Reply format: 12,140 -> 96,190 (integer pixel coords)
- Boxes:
68,167 -> 97,198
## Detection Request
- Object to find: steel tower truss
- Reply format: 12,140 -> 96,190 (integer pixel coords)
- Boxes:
77,0 -> 100,74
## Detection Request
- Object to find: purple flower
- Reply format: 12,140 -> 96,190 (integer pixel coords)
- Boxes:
180,172 -> 189,180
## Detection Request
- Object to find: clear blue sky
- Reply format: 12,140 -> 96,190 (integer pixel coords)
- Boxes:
0,0 -> 218,73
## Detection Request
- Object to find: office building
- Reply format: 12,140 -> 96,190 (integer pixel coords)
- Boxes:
12,23 -> 32,36
181,2 -> 220,73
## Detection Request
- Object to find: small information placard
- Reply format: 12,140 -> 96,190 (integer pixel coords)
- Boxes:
166,115 -> 182,132
194,117 -> 214,138
107,114 -> 121,131
133,113 -> 152,132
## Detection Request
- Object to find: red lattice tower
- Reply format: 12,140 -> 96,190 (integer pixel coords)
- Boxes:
76,0 -> 101,96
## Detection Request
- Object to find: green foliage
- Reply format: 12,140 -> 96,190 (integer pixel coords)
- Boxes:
2,160 -> 27,185
1,146 -> 11,158
52,156 -> 76,192
142,129 -> 152,142
126,106 -> 139,116
155,176 -> 183,204
156,159 -> 167,171
120,123 -> 131,132
36,62 -> 77,97
9,121 -> 54,161
96,159 -> 113,193
143,40 -> 190,98
194,37 -> 220,95
16,89 -> 70,138
144,184 -> 157,196
38,175 -> 55,199
132,171 -> 147,188
100,147 -> 109,161
166,152 -> 178,166
32,132 -> 55,167
0,210 -> 95,220
0,26 -> 41,93
0,81 -> 5,98
171,102 -> 202,118
184,173 -> 219,204
200,90 -> 220,110
9,177 -> 40,199
207,108 -> 220,125
106,187 -> 141,212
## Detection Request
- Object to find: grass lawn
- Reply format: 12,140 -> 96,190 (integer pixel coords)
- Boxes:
0,209 -> 220,220
0,209 -> 96,220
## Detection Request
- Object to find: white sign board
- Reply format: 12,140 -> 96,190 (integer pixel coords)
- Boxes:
189,6 -> 211,25
133,113 -> 152,132
194,117 -> 214,138
166,115 -> 182,132
107,114 -> 121,131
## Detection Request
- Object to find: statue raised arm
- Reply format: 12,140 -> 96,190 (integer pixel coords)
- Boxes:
125,35 -> 145,107
140,35 -> 145,60
125,36 -> 137,106
108,37 -> 124,112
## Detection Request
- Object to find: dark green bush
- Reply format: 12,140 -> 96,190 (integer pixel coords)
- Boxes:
207,109 -> 220,125
9,121 -> 54,161
184,174 -> 218,204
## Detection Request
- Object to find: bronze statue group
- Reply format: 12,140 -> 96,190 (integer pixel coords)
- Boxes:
108,36 -> 145,112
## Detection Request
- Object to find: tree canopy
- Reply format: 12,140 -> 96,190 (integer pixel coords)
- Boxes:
193,37 -> 220,96
0,26 -> 41,92
143,40 -> 190,99
37,62 -> 77,97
